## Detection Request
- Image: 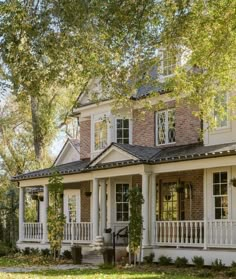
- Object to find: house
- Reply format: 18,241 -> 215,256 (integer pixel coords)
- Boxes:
12,61 -> 236,265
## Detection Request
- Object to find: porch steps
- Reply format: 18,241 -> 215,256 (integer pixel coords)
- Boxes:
82,250 -> 103,265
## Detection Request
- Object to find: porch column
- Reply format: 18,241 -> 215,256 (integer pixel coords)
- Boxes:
203,169 -> 208,250
142,173 -> 149,247
100,179 -> 106,235
150,173 -> 156,245
18,187 -> 25,242
42,185 -> 49,243
92,178 -> 99,241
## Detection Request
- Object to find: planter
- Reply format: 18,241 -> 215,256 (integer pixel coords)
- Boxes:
103,248 -> 113,264
71,245 -> 82,264
231,178 -> 236,187
103,232 -> 112,245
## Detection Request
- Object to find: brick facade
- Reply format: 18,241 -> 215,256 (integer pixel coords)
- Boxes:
132,103 -> 200,148
80,119 -> 91,159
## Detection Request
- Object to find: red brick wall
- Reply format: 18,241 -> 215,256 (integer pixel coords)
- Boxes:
132,102 -> 200,147
132,110 -> 155,146
80,119 -> 91,159
157,170 -> 204,220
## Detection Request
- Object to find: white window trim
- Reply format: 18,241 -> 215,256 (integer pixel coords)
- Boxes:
115,182 -> 130,223
156,108 -> 176,146
211,170 -> 229,221
64,189 -> 81,223
115,118 -> 132,145
91,112 -> 111,154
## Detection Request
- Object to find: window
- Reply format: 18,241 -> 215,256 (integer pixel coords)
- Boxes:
156,109 -> 175,145
213,172 -> 228,219
116,119 -> 129,144
64,190 -> 81,223
161,182 -> 178,220
214,94 -> 228,128
94,120 -> 108,151
160,50 -> 177,76
116,184 -> 129,221
68,195 -> 77,222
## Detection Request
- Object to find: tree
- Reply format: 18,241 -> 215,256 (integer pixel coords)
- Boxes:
47,170 -> 65,260
128,186 -> 144,266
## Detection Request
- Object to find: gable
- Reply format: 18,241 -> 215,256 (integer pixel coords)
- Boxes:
78,78 -> 102,106
90,145 -> 138,166
54,140 -> 80,166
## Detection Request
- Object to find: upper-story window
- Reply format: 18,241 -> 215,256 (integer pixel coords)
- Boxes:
159,50 -> 177,76
214,94 -> 228,129
116,119 -> 130,144
94,118 -> 108,151
156,109 -> 176,145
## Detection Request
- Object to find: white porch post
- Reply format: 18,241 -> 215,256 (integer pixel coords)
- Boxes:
203,169 -> 208,250
42,185 -> 49,243
100,179 -> 106,235
92,178 -> 99,242
150,173 -> 156,245
142,172 -> 149,247
19,187 -> 25,242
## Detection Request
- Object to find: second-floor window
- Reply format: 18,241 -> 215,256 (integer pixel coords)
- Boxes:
214,94 -> 228,129
116,119 -> 129,144
94,119 -> 108,151
156,109 -> 176,145
160,50 -> 177,76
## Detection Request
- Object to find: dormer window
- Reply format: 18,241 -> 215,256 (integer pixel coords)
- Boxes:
156,109 -> 176,145
116,119 -> 130,144
159,50 -> 177,77
214,93 -> 228,129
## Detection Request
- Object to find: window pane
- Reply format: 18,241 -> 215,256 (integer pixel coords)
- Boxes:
123,119 -> 129,128
117,213 -> 122,221
215,197 -> 221,207
213,184 -> 220,195
215,208 -> 221,219
123,203 -> 129,212
116,184 -> 122,192
116,183 -> 129,222
116,194 -> 122,202
221,184 -> 227,195
123,138 -> 129,144
222,207 -> 228,218
123,213 -> 129,221
94,121 -> 107,150
116,119 -> 129,144
213,173 -> 220,183
123,129 -> 129,138
117,203 -> 122,212
221,172 -> 227,183
117,119 -> 122,128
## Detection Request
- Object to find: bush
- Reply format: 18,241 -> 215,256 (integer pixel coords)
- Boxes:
198,270 -> 213,278
175,257 -> 188,268
231,261 -> 236,268
41,248 -> 50,257
22,247 -> 31,255
225,270 -> 236,277
143,253 -> 155,264
0,245 -> 11,257
158,255 -> 172,266
30,248 -> 39,255
192,256 -> 204,268
211,259 -> 225,271
63,250 -> 72,259
99,263 -> 114,269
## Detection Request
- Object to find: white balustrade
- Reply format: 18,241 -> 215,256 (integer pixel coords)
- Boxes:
63,222 -> 93,244
155,220 -> 236,248
23,223 -> 43,242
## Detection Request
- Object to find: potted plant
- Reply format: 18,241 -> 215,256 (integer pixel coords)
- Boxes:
103,228 -> 112,245
231,178 -> 236,187
31,194 -> 38,200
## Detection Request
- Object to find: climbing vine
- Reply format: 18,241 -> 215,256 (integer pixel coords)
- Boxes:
128,186 -> 144,266
47,170 -> 65,259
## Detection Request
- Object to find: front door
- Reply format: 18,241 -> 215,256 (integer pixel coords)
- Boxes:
64,190 -> 81,223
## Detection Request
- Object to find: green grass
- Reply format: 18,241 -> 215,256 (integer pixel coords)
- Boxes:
0,269 -> 203,279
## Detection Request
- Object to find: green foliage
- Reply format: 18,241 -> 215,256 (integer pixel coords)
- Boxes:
22,247 -> 30,256
192,256 -> 204,268
231,261 -> 236,268
158,255 -> 172,266
174,257 -> 188,268
211,259 -> 225,271
198,270 -> 213,278
47,170 -> 66,260
225,269 -> 236,278
128,186 -> 144,265
41,248 -> 51,257
62,250 -> 72,260
143,253 -> 155,264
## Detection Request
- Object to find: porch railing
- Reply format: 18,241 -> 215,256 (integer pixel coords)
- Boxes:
23,222 -> 43,242
155,220 -> 236,248
63,222 -> 93,244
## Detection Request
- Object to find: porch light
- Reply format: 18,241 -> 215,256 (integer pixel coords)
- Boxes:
85,191 -> 92,197
230,178 -> 236,187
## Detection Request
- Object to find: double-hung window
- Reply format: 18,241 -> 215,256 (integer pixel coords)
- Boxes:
94,118 -> 108,151
214,94 -> 228,129
116,119 -> 129,144
156,109 -> 176,145
116,184 -> 129,222
159,50 -> 177,76
213,172 -> 228,219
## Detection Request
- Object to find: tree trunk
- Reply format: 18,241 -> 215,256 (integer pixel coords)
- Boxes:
30,95 -> 44,163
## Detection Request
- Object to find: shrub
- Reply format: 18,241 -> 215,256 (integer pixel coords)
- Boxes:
198,270 -> 213,278
225,270 -> 236,277
41,248 -> 50,257
192,256 -> 204,268
175,257 -> 188,268
158,255 -> 172,266
30,248 -> 39,255
22,247 -> 31,255
211,259 -> 225,271
143,253 -> 155,264
0,245 -> 11,257
63,250 -> 72,259
231,261 -> 236,268
99,263 -> 114,269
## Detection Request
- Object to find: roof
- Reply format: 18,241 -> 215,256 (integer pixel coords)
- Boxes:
12,142 -> 236,181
